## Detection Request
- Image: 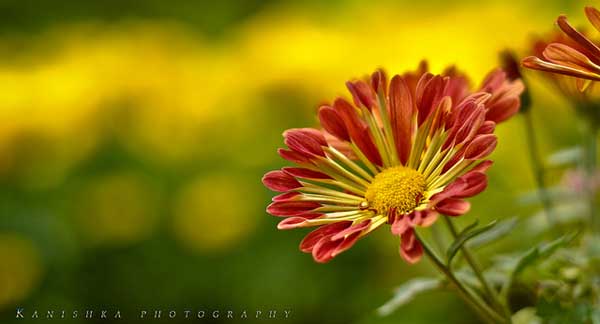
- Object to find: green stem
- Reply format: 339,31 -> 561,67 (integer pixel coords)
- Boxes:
586,125 -> 599,234
415,231 -> 506,324
522,110 -> 555,225
443,217 -> 512,321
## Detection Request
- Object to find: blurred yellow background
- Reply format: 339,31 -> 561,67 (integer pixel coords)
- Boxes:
0,0 -> 591,323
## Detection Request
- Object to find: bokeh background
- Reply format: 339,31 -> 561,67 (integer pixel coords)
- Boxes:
0,0 -> 593,323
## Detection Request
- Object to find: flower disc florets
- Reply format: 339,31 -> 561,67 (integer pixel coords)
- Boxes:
365,167 -> 426,215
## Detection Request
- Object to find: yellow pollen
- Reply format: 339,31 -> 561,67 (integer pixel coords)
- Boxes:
365,166 -> 426,214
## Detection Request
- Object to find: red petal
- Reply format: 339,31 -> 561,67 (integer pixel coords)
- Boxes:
442,72 -> 470,104
543,43 -> 600,77
585,6 -> 600,33
272,192 -> 300,202
371,69 -> 388,95
357,125 -> 383,166
299,222 -> 351,252
464,134 -> 497,160
267,201 -> 321,217
334,98 -> 383,166
480,69 -> 505,91
391,214 -> 411,235
319,106 -> 350,141
436,198 -> 470,216
441,145 -> 466,173
262,170 -> 302,192
455,171 -> 488,198
278,148 -> 311,164
400,229 -> 423,264
284,128 -> 327,157
430,178 -> 468,204
472,160 -> 493,173
277,217 -> 310,229
413,209 -> 439,227
332,232 -> 362,258
389,75 -> 414,165
454,103 -> 486,145
485,86 -> 521,124
522,56 -> 600,81
331,219 -> 370,240
282,167 -> 331,179
312,236 -> 340,263
478,120 -> 496,134
346,80 -> 376,110
416,74 -> 444,125
556,15 -> 600,63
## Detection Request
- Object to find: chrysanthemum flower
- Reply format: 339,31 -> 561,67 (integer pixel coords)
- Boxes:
522,6 -> 600,85
262,63 -> 523,263
522,14 -> 600,122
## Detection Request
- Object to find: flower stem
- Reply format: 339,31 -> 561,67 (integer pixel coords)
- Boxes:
586,125 -> 599,234
443,217 -> 512,321
522,110 -> 555,225
415,231 -> 506,324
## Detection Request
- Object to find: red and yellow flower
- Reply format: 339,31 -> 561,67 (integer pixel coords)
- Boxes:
522,6 -> 600,84
522,7 -> 600,122
262,63 -> 523,263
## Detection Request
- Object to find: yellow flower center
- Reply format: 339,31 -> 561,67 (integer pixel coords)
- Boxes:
365,166 -> 426,214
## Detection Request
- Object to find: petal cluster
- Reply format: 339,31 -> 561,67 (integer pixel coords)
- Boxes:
523,7 -> 600,85
263,63 -> 523,264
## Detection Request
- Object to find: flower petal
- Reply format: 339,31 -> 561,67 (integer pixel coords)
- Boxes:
278,148 -> 311,164
331,232 -> 362,258
319,106 -> 350,141
416,74 -> 444,125
262,170 -> 302,192
556,15 -> 600,62
284,128 -> 327,157
522,56 -> 600,81
464,134 -> 497,160
267,201 -> 322,217
543,43 -> 600,75
299,222 -> 351,252
436,198 -> 470,216
277,217 -> 310,229
331,219 -> 371,241
455,171 -> 487,198
400,228 -> 423,264
272,191 -> 300,202
370,69 -> 388,95
312,236 -> 340,263
478,120 -> 496,134
472,160 -> 494,173
282,167 -> 331,179
585,6 -> 600,33
334,98 -> 383,166
389,75 -> 414,165
346,80 -> 376,110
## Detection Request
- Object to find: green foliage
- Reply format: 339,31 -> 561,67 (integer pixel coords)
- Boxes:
536,298 -> 600,324
446,220 -> 497,266
468,217 -> 518,249
377,278 -> 442,316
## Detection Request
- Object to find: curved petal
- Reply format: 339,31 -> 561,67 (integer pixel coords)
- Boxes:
436,198 -> 470,216
400,229 -> 423,264
262,170 -> 302,192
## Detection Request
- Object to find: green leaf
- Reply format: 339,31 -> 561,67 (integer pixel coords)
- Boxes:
446,220 -> 497,266
377,277 -> 441,316
500,232 -> 578,299
513,232 -> 577,276
469,217 -> 518,249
